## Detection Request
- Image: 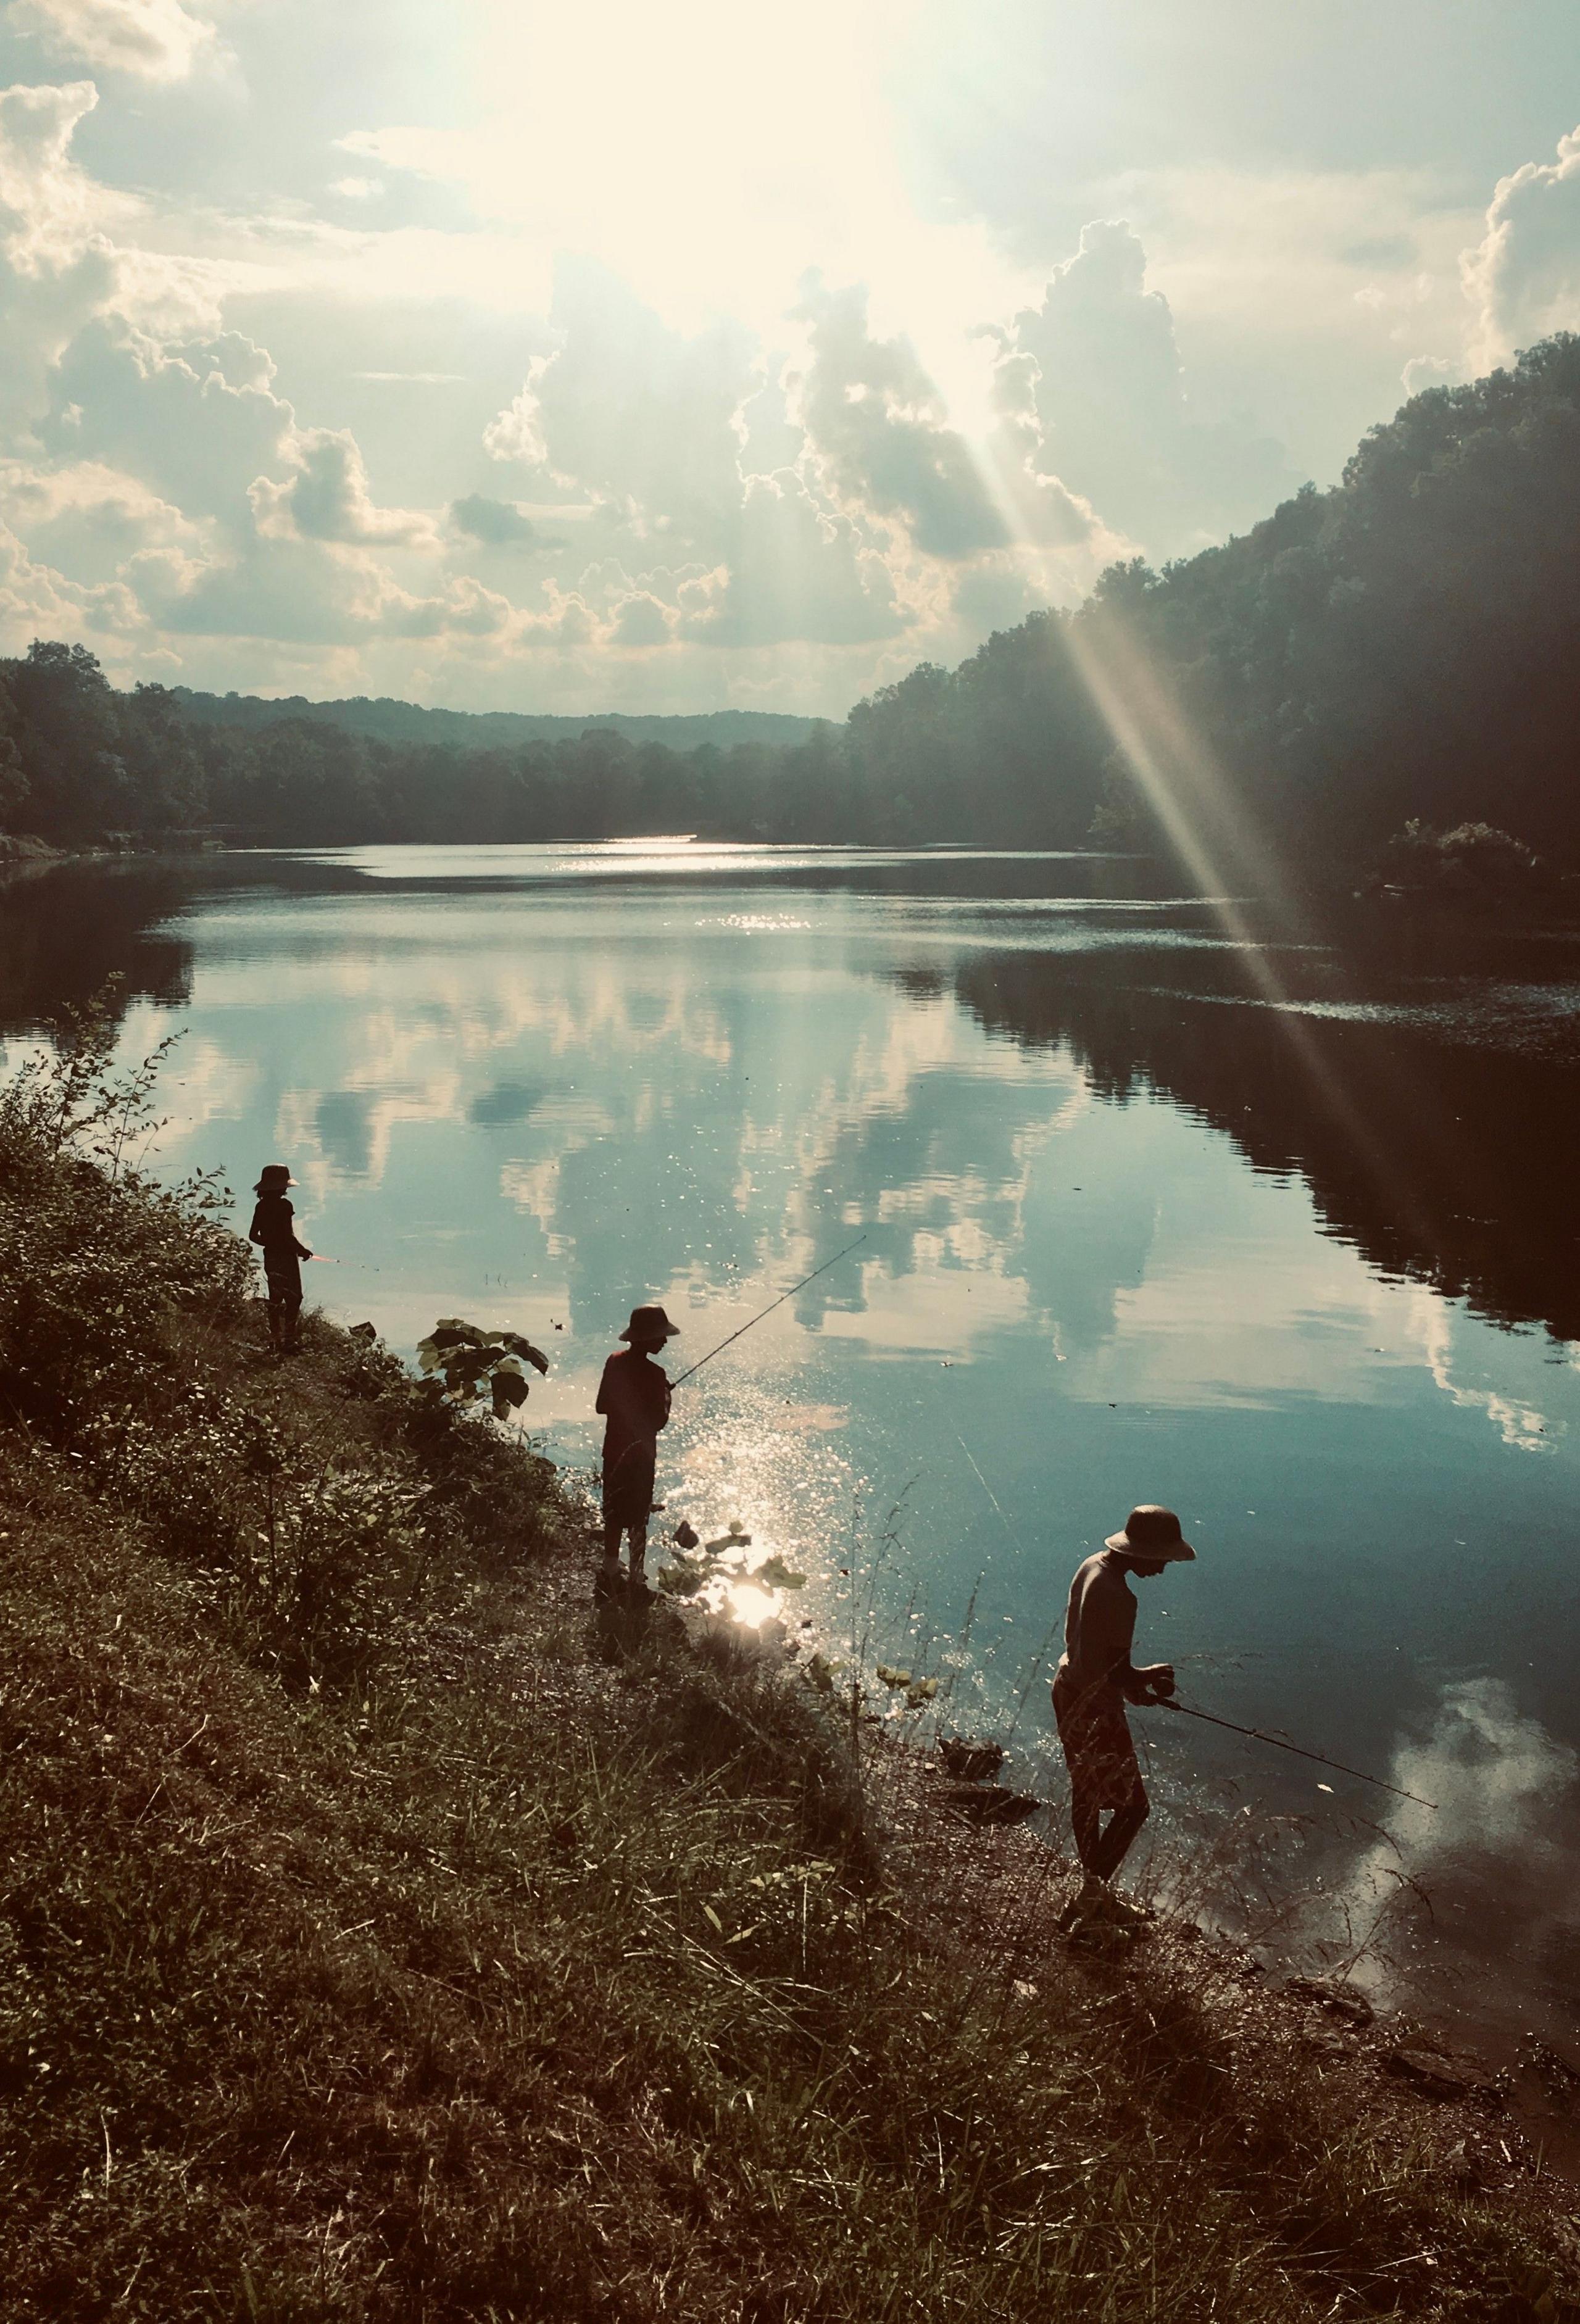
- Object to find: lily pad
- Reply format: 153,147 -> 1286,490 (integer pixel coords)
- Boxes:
753,1554 -> 806,1590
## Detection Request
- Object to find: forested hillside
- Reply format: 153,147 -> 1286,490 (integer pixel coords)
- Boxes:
839,333 -> 1580,867
173,691 -> 819,754
3,335 -> 1577,864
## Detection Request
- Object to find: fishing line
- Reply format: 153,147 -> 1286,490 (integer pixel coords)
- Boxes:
669,1234 -> 868,1388
1151,1697 -> 1437,1811
956,1434 -> 1031,1559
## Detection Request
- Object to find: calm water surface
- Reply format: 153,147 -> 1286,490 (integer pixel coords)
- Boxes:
5,842 -> 1579,2051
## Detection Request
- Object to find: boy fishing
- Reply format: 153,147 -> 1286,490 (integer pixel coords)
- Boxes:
596,1304 -> 678,1588
248,1163 -> 312,1356
1052,1504 -> 1195,1930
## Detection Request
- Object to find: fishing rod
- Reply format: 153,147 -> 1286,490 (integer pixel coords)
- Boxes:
1151,1697 -> 1437,1811
670,1235 -> 868,1388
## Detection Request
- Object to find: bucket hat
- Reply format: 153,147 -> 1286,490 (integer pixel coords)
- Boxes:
1105,1505 -> 1195,1562
619,1304 -> 680,1344
253,1164 -> 294,1194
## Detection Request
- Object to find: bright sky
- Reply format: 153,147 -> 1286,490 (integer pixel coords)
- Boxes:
1,0 -> 1576,712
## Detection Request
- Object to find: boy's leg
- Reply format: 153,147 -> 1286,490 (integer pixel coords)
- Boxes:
1070,1795 -> 1102,1875
281,1290 -> 303,1353
1062,1778 -> 1148,1929
1092,1787 -> 1149,1884
1055,1788 -> 1108,1929
627,1521 -> 647,1579
265,1277 -> 285,1350
601,1516 -> 622,1580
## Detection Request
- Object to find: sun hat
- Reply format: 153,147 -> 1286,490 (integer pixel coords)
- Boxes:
619,1304 -> 680,1344
253,1164 -> 294,1193
1105,1505 -> 1195,1562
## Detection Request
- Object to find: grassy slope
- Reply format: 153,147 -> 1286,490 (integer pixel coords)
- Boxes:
1,1025 -> 1576,2321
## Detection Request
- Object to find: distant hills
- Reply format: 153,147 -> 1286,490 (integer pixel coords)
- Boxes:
172,691 -> 822,754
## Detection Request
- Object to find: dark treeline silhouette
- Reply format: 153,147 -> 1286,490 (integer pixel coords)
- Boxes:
0,641 -> 853,849
172,691 -> 818,755
3,334 -> 1578,860
947,926 -> 1580,1344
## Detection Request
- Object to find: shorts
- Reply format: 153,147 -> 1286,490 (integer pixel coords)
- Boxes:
1053,1670 -> 1143,1811
601,1442 -> 656,1529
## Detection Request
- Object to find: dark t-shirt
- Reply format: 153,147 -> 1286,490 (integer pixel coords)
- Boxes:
596,1349 -> 671,1461
249,1193 -> 311,1276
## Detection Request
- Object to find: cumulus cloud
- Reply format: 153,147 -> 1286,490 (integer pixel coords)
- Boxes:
38,322 -> 288,521
1463,125 -> 1580,371
791,278 -> 1007,560
1400,352 -> 1465,397
1,78 -> 222,392
679,471 -> 900,649
0,80 -> 118,438
449,492 -> 541,548
481,360 -> 551,468
998,219 -> 1299,557
0,59 -> 1386,701
132,529 -> 509,646
983,339 -> 1126,558
483,262 -> 756,539
475,263 -> 923,655
0,510 -> 139,649
251,425 -> 439,549
9,0 -> 218,83
0,454 -> 199,582
0,75 -> 104,259
608,589 -> 673,649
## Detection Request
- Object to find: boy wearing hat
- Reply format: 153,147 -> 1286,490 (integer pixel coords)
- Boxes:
595,1305 -> 679,1587
248,1164 -> 312,1355
1052,1504 -> 1195,1928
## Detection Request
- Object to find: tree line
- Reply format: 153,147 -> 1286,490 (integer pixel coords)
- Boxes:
4,332 -> 1578,867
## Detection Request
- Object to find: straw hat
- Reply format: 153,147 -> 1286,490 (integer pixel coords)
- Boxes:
1105,1505 -> 1195,1562
253,1164 -> 294,1194
619,1304 -> 679,1344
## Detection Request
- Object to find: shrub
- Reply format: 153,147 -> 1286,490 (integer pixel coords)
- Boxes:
1371,818 -> 1554,900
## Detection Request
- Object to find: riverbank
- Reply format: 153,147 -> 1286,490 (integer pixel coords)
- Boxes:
0,832 -> 231,879
1,1019 -> 1577,2319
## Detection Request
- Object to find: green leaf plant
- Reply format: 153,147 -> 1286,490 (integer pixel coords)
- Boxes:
416,1318 -> 550,1422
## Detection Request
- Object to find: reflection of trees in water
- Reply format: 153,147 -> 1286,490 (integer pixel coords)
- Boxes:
952,947 -> 1580,1346
0,866 -> 195,1032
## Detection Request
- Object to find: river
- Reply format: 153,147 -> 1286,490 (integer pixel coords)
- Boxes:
4,841 -> 1579,2058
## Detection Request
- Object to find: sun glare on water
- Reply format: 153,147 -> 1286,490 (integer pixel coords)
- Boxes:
724,1581 -> 779,1630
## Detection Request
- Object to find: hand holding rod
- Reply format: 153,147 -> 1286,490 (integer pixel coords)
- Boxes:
1148,1696 -> 1437,1810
